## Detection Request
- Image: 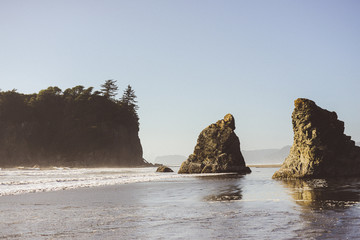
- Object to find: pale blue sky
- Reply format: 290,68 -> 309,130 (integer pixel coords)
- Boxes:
1,0 -> 359,162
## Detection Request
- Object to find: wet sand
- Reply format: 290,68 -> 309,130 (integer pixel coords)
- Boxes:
1,168 -> 360,239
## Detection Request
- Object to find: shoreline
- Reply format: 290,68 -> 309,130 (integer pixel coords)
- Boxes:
247,164 -> 282,168
0,164 -> 156,170
1,167 -> 358,240
0,163 -> 281,170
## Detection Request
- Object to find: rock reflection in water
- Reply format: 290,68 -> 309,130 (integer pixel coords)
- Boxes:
205,185 -> 242,202
200,174 -> 243,202
280,178 -> 360,209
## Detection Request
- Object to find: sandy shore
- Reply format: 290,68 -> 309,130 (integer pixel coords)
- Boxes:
1,167 -> 359,240
0,169 -> 291,239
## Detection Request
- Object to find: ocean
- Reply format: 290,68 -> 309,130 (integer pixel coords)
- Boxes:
0,166 -> 359,239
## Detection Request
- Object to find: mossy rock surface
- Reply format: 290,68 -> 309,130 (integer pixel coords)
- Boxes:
178,114 -> 251,174
156,165 -> 174,172
273,98 -> 360,179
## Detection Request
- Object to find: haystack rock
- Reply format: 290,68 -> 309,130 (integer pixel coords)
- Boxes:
178,114 -> 251,174
273,98 -> 360,179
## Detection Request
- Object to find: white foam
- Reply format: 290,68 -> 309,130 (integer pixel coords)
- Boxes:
0,167 -> 241,196
0,167 -> 185,196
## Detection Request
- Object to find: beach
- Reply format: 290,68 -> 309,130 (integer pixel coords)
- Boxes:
1,167 -> 360,239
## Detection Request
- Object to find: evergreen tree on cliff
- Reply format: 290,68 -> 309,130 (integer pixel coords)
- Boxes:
121,85 -> 138,111
101,79 -> 118,99
120,85 -> 139,126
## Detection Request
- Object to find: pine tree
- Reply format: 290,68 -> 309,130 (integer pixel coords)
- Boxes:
100,79 -> 118,99
121,85 -> 138,111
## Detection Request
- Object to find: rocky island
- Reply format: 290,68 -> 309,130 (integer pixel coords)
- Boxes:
178,114 -> 251,174
0,81 -> 149,167
273,98 -> 360,179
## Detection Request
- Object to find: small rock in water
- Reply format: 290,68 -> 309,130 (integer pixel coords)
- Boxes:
273,98 -> 360,179
156,165 -> 174,172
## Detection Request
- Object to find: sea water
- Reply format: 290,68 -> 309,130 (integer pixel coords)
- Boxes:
0,167 -> 187,196
0,167 -> 360,239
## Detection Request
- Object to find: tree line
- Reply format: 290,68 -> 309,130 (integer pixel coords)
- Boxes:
0,80 -> 139,126
0,80 -> 144,167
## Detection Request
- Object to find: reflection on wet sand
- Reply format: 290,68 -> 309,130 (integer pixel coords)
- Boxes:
205,185 -> 242,202
199,174 -> 244,202
279,178 -> 360,239
280,178 -> 360,209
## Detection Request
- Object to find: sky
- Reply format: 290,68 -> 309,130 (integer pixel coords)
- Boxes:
1,0 -> 360,162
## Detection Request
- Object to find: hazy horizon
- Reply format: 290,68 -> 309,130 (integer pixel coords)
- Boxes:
1,1 -> 360,162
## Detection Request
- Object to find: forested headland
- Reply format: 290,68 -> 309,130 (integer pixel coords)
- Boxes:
0,80 -> 149,167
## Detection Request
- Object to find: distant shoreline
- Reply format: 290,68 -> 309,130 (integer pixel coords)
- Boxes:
0,164 -> 281,170
247,164 -> 282,168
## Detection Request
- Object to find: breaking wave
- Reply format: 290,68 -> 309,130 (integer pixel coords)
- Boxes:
0,167 -> 180,196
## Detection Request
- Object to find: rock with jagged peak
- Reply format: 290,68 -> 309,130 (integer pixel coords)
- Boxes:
273,98 -> 360,179
178,114 -> 251,174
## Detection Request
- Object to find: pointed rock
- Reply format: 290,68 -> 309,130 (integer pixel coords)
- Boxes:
178,114 -> 251,174
273,98 -> 360,179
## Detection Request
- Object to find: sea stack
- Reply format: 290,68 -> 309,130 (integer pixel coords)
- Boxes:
178,114 -> 251,174
273,98 -> 360,179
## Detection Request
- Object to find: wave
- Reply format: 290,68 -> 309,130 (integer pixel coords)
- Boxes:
0,167 -> 181,196
0,167 -> 241,196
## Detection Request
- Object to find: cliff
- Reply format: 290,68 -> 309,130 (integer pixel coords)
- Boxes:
273,98 -> 360,179
0,85 -> 148,167
178,114 -> 251,174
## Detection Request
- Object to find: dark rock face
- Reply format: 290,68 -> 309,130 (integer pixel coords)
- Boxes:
273,98 -> 360,179
0,122 -> 146,167
156,165 -> 174,172
0,88 -> 147,168
178,114 -> 251,174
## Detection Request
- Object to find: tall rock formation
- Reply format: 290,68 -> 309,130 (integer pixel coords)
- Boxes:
178,114 -> 251,174
273,98 -> 360,179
